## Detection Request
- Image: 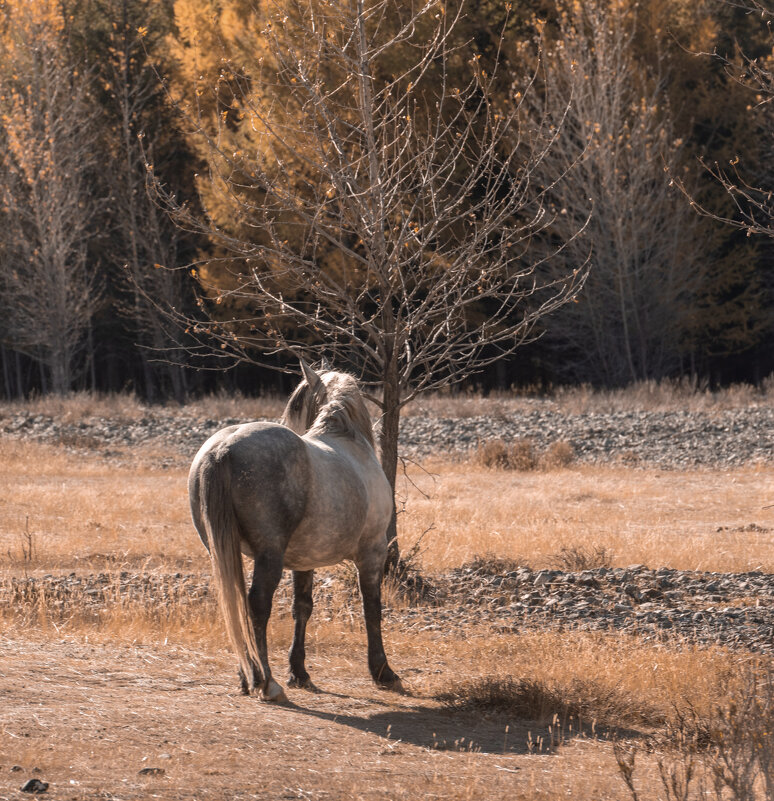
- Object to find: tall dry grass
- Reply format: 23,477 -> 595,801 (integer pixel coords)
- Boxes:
0,389 -> 286,422
0,438 -> 196,572
1,376 -> 772,425
2,438 -> 773,577
402,376 -> 774,417
397,459 -> 774,573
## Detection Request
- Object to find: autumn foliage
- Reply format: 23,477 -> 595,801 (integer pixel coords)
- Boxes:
0,0 -> 771,399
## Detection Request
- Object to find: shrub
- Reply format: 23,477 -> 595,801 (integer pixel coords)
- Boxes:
541,440 -> 576,469
552,545 -> 614,571
475,437 -> 536,470
436,674 -> 649,729
460,553 -> 525,575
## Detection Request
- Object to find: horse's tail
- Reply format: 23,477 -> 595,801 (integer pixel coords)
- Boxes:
198,453 -> 261,681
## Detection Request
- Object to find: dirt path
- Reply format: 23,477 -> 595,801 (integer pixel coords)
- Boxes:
0,638 -> 624,801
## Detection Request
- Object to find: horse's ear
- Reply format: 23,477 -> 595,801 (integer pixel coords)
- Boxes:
300,358 -> 322,390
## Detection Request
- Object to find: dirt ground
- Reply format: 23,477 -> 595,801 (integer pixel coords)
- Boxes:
0,636 -> 634,801
3,439 -> 770,799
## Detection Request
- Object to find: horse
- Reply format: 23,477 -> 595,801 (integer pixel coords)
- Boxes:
188,360 -> 401,702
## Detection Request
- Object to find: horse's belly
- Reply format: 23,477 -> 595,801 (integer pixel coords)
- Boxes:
282,531 -> 356,571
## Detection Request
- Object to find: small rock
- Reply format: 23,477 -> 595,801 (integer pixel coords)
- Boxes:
623,584 -> 642,602
20,779 -> 48,794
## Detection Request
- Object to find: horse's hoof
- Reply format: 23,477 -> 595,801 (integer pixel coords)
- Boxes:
260,679 -> 289,704
287,674 -> 316,691
376,672 -> 404,694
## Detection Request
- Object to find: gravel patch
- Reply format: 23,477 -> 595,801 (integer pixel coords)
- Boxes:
1,406 -> 772,468
4,565 -> 774,655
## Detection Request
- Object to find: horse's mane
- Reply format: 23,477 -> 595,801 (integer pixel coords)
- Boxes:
281,370 -> 375,449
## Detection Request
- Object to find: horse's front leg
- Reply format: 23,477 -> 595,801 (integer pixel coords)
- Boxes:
248,550 -> 287,702
356,560 -> 402,691
288,569 -> 315,688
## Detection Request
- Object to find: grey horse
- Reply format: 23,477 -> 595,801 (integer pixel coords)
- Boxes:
188,361 -> 401,702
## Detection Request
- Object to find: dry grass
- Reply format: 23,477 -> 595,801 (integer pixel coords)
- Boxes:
401,376 -> 774,417
3,437 -> 773,577
0,567 -> 759,736
0,438 -> 197,572
396,459 -> 774,573
4,439 -> 773,577
1,376 -> 773,428
2,437 -> 774,798
0,388 -> 286,422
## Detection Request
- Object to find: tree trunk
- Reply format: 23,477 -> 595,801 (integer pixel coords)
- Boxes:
379,365 -> 401,573
49,349 -> 69,395
1,346 -> 11,400
87,319 -> 97,391
39,359 -> 49,395
14,351 -> 23,398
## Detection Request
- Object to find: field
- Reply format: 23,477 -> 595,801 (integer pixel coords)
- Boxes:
1,397 -> 774,800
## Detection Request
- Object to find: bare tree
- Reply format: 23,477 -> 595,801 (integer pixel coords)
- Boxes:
103,0 -> 191,402
0,6 -> 101,394
690,0 -> 774,238
528,0 -> 707,385
161,0 -> 588,566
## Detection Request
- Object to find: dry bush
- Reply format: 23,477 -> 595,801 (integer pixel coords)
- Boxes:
424,630 -> 746,740
476,438 -> 575,471
613,667 -> 774,801
460,553 -> 526,575
704,669 -> 774,800
508,438 -> 538,470
436,674 -> 647,730
475,438 -> 509,468
540,440 -> 576,469
476,437 -> 536,470
552,545 -> 614,571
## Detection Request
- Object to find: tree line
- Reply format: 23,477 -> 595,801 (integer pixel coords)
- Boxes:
0,0 -> 772,402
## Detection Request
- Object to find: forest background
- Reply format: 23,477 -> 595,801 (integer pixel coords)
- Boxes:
0,0 -> 772,402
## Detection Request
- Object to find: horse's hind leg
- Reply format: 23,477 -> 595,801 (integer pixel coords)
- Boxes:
356,562 -> 402,691
288,570 -> 315,688
247,551 -> 287,703
237,660 -> 263,695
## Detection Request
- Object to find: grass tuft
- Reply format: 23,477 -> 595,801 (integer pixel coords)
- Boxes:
552,545 -> 614,571
436,675 -> 657,729
459,553 -> 525,575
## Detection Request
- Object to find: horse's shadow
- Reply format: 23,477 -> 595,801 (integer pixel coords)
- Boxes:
281,693 -> 564,755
